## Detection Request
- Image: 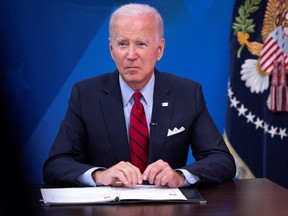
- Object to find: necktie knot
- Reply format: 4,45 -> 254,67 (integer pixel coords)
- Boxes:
133,92 -> 143,103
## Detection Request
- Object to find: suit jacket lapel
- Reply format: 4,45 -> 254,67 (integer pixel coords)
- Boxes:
149,71 -> 174,162
99,70 -> 175,164
100,72 -> 130,162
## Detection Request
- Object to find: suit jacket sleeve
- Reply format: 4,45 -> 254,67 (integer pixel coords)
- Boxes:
150,71 -> 236,185
42,72 -> 130,186
185,83 -> 236,184
42,82 -> 96,186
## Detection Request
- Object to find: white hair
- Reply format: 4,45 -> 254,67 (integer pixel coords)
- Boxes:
109,3 -> 164,40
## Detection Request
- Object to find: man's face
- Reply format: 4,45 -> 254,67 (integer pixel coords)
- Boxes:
109,14 -> 165,90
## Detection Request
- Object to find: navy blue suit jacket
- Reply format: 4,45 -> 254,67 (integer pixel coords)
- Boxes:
43,70 -> 236,186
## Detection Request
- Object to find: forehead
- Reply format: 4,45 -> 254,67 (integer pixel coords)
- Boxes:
111,14 -> 157,38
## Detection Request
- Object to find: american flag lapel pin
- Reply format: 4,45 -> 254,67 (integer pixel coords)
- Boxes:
162,102 -> 168,107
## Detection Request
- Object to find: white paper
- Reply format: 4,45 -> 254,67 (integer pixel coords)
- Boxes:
40,185 -> 187,205
116,185 -> 187,201
41,187 -> 115,204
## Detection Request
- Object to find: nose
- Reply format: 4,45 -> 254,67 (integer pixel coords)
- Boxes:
127,45 -> 137,60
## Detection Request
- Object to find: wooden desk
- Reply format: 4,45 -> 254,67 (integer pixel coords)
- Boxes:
34,178 -> 288,216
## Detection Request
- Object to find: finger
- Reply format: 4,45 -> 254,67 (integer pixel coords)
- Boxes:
154,171 -> 165,186
160,170 -> 184,188
143,159 -> 161,179
111,169 -> 129,185
158,170 -> 175,187
143,162 -> 161,184
109,162 -> 134,185
144,160 -> 169,184
116,162 -> 142,187
129,163 -> 143,186
152,162 -> 172,186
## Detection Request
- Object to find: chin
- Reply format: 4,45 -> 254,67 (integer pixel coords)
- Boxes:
123,71 -> 141,78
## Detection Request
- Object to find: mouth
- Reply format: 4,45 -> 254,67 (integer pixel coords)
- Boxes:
124,67 -> 142,73
125,66 -> 140,70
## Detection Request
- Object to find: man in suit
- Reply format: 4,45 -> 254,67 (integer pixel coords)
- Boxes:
43,3 -> 236,188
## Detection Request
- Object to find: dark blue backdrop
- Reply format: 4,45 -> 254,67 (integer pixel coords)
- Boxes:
0,0 -> 234,184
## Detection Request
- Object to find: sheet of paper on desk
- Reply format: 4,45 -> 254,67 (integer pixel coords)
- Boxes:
115,184 -> 187,201
41,186 -> 116,204
40,185 -> 187,205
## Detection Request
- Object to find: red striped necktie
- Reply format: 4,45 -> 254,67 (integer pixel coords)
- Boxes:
129,92 -> 149,173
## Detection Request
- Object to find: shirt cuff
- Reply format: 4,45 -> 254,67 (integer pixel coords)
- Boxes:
76,167 -> 105,187
176,169 -> 200,187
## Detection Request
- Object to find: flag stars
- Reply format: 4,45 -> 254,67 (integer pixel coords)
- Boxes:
263,123 -> 269,133
237,104 -> 247,116
245,112 -> 255,123
228,85 -> 287,140
230,97 -> 240,108
279,128 -> 288,140
228,87 -> 234,98
254,117 -> 264,129
268,126 -> 278,138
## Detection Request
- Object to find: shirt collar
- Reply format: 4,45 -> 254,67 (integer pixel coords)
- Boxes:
119,73 -> 155,107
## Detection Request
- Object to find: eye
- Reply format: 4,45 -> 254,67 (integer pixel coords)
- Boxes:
137,42 -> 147,47
117,41 -> 128,47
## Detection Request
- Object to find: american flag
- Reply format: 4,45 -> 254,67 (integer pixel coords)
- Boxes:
259,0 -> 288,112
226,0 -> 288,189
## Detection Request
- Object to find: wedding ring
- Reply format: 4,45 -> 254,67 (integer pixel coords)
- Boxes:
114,179 -> 124,187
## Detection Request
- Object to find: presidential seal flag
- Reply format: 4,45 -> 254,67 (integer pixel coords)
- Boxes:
225,0 -> 288,188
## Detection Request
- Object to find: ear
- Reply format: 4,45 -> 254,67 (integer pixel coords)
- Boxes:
156,38 -> 165,61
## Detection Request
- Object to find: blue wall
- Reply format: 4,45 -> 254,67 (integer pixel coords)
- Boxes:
0,0 -> 235,184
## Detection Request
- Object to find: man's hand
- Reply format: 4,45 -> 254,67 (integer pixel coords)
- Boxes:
92,161 -> 143,187
143,159 -> 185,188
